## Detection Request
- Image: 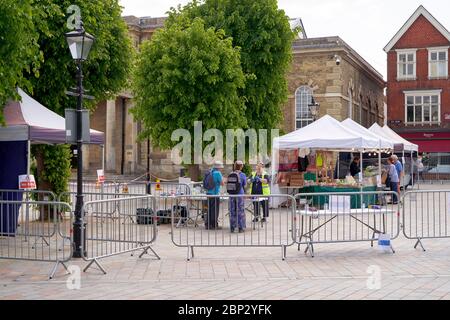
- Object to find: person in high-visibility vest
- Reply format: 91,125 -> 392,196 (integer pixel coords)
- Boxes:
250,161 -> 271,223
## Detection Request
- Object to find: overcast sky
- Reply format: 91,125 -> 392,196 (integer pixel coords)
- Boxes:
119,0 -> 450,79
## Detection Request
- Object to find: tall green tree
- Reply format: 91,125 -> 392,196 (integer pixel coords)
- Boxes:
132,18 -> 247,177
28,0 -> 133,198
167,0 -> 295,131
0,0 -> 43,124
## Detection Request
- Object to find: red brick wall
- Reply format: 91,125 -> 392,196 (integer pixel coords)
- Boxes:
387,14 -> 450,130
393,15 -> 449,50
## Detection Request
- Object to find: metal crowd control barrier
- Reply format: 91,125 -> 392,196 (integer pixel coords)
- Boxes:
402,189 -> 450,251
0,199 -> 73,279
115,181 -> 192,196
81,196 -> 159,274
294,191 -> 400,257
170,194 -> 296,261
68,180 -> 119,194
0,190 -> 56,240
59,191 -> 143,223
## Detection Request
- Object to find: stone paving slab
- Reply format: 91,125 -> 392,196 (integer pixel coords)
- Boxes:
0,184 -> 449,300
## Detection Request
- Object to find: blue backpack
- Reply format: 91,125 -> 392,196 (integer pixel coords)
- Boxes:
203,170 -> 216,191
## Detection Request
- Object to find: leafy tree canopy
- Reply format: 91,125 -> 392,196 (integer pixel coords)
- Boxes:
132,17 -> 247,150
167,0 -> 295,130
29,0 -> 134,115
1,0 -> 133,197
0,0 -> 43,124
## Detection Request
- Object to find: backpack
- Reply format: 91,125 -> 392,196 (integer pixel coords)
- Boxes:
203,170 -> 216,191
227,171 -> 241,195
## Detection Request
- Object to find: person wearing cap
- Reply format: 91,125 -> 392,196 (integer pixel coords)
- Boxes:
205,160 -> 224,230
229,160 -> 247,233
250,162 -> 271,223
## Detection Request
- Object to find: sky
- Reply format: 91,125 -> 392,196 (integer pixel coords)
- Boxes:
119,0 -> 450,79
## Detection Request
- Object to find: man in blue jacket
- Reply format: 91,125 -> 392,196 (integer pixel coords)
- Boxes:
205,161 -> 224,229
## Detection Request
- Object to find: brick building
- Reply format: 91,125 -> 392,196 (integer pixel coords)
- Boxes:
85,16 -> 385,177
384,6 -> 450,158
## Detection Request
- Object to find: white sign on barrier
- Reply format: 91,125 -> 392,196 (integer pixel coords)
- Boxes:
330,195 -> 351,212
97,169 -> 105,183
18,175 -> 36,190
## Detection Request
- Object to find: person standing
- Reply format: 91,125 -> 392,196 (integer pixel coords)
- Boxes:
250,162 -> 271,223
388,157 -> 400,204
392,155 -> 403,194
416,154 -> 424,182
204,161 -> 224,230
349,156 -> 361,177
227,160 -> 247,233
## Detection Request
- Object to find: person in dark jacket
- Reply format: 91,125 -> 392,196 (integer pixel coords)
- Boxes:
349,156 -> 361,177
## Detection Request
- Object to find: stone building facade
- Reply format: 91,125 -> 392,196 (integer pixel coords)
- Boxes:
283,37 -> 385,134
85,17 -> 385,177
84,16 -> 181,177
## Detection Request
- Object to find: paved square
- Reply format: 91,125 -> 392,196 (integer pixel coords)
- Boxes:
1,184 -> 450,300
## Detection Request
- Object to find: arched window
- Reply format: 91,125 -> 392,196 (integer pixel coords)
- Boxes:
295,86 -> 313,129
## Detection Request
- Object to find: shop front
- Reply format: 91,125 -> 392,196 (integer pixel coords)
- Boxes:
400,131 -> 450,180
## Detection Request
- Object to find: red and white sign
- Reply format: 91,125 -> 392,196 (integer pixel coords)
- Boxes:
97,169 -> 105,183
18,175 -> 36,190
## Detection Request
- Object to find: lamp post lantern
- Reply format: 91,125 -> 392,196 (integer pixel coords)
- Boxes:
308,96 -> 320,121
65,21 -> 95,258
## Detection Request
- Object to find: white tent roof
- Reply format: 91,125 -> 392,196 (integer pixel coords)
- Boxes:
274,115 -> 381,151
341,118 -> 393,149
382,125 -> 419,152
368,123 -> 418,152
368,123 -> 394,143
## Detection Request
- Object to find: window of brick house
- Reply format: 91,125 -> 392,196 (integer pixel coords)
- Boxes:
405,91 -> 441,125
397,50 -> 416,80
295,86 -> 314,129
428,48 -> 448,79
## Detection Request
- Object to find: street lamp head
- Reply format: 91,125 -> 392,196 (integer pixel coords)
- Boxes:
65,21 -> 95,61
308,97 -> 320,119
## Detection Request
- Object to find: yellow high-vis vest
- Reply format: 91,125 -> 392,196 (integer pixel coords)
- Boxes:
251,171 -> 270,196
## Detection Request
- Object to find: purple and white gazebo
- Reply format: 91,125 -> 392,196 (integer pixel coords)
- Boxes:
0,88 -> 104,145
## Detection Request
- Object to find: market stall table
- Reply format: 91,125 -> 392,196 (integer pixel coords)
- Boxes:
297,185 -> 378,209
297,207 -> 397,257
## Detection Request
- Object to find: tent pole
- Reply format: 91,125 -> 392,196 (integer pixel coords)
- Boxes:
27,140 -> 31,176
411,150 -> 414,187
378,142 -> 382,187
402,150 -> 405,189
337,153 -> 340,179
102,144 -> 105,172
359,150 -> 364,210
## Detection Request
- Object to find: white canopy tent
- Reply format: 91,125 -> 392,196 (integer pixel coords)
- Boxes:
271,115 -> 388,198
382,125 -> 418,152
273,115 -> 381,151
368,123 -> 397,145
369,123 -> 418,187
341,118 -> 395,183
341,118 -> 393,150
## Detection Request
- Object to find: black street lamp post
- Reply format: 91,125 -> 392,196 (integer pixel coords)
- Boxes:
65,21 -> 95,258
